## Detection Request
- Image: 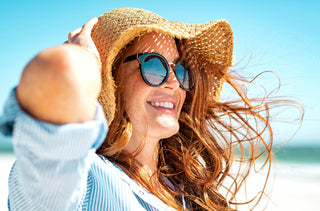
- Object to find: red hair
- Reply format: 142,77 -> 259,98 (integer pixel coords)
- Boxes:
97,38 -> 303,210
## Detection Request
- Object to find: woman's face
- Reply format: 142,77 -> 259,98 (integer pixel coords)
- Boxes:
120,32 -> 186,141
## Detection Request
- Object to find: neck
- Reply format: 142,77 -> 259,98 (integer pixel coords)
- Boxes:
122,134 -> 160,176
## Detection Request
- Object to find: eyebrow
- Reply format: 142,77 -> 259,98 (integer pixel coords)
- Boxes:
123,54 -> 137,63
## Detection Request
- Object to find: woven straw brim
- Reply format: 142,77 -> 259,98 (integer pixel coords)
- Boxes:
91,8 -> 234,124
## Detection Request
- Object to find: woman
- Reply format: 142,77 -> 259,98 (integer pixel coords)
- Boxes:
1,8 -> 298,210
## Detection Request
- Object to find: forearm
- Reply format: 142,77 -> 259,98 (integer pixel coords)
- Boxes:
16,44 -> 101,124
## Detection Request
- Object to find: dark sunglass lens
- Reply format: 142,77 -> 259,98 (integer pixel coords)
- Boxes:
143,55 -> 168,86
175,63 -> 192,90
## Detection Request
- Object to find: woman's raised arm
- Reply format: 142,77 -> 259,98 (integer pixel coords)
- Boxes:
16,18 -> 101,124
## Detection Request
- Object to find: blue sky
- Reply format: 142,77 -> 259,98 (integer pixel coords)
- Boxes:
0,0 -> 319,144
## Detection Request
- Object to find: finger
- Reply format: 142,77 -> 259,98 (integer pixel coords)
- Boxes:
68,28 -> 82,41
80,17 -> 98,35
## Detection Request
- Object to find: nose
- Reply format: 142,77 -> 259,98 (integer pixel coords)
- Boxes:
163,65 -> 180,90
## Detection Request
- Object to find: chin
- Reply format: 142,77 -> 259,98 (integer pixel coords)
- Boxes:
163,129 -> 179,139
154,119 -> 180,139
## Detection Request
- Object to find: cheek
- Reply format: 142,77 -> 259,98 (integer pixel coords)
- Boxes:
122,73 -> 150,117
123,74 -> 147,102
121,65 -> 141,103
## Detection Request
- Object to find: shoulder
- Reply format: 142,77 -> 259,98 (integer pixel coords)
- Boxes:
85,154 -> 175,210
87,154 -> 133,192
84,154 -> 150,210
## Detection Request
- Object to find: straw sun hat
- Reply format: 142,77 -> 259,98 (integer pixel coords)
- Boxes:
91,7 -> 234,124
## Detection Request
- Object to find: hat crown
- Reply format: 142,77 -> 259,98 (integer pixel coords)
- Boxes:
107,7 -> 167,24
93,8 -> 167,51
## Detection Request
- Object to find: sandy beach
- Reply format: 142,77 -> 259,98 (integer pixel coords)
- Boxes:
1,154 -> 319,211
236,162 -> 320,210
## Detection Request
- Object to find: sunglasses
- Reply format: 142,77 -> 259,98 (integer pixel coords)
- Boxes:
123,52 -> 194,91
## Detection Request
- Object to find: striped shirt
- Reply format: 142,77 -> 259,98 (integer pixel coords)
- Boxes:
0,89 -> 175,211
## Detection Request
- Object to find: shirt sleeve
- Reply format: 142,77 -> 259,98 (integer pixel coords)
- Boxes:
1,88 -> 109,210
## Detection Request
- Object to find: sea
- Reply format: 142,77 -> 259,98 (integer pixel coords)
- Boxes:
1,136 -> 320,180
1,136 -> 319,161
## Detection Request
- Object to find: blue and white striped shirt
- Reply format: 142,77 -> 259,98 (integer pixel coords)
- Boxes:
0,89 -> 175,211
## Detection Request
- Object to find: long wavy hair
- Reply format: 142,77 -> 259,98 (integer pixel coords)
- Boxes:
96,37 -> 303,210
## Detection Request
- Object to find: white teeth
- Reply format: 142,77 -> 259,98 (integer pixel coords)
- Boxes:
150,102 -> 174,109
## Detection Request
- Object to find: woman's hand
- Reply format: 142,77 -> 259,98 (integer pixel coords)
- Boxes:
16,18 -> 102,124
65,17 -> 101,66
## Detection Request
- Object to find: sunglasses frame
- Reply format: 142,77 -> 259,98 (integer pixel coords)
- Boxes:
123,52 -> 194,91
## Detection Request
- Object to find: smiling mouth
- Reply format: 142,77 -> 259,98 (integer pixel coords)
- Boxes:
148,101 -> 175,109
